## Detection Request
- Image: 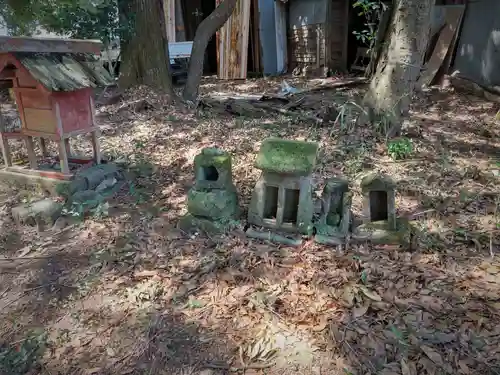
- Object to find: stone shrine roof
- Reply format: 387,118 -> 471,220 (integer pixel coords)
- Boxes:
255,138 -> 318,175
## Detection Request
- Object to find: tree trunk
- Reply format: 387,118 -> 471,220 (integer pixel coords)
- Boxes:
182,0 -> 238,102
363,0 -> 433,137
118,0 -> 175,96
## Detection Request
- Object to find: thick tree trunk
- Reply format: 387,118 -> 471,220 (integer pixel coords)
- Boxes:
363,0 -> 433,137
182,0 -> 238,102
118,0 -> 175,96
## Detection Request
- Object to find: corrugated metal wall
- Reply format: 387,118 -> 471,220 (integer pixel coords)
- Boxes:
453,0 -> 500,86
258,0 -> 279,75
258,0 -> 288,75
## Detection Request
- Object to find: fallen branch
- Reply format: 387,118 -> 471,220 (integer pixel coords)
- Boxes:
246,227 -> 303,247
305,77 -> 368,94
204,361 -> 275,372
250,101 -> 323,124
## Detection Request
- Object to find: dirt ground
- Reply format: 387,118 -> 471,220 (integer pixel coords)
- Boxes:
0,76 -> 499,375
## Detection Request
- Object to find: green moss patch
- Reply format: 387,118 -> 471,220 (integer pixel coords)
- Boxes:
360,172 -> 395,192
195,148 -> 232,169
352,218 -> 413,246
255,138 -> 319,175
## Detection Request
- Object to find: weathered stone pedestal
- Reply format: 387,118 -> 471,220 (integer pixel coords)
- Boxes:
352,172 -> 411,246
247,138 -> 318,244
314,177 -> 352,246
179,148 -> 239,234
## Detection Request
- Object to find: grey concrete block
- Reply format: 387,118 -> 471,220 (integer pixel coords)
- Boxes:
75,163 -> 122,190
0,169 -> 70,196
12,198 -> 63,226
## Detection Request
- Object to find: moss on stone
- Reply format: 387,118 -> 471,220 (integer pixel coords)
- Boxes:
255,138 -> 319,175
352,218 -> 413,246
179,213 -> 239,234
194,148 -> 233,190
324,177 -> 349,196
314,234 -> 344,246
187,187 -> 238,220
195,148 -> 232,169
360,172 -> 395,192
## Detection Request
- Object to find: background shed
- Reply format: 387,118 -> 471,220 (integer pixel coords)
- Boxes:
452,0 -> 500,87
288,0 -> 348,76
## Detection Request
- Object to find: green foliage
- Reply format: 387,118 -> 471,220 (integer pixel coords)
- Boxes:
352,0 -> 387,49
0,330 -> 47,375
0,0 -> 120,45
387,138 -> 413,160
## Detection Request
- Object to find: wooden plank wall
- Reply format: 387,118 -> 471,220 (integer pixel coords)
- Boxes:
217,0 -> 251,79
289,24 -> 326,76
164,0 -> 176,42
288,0 -> 349,76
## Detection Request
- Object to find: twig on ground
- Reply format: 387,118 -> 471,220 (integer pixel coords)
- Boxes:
342,340 -> 377,372
204,361 -> 275,372
0,255 -> 54,262
490,232 -> 495,258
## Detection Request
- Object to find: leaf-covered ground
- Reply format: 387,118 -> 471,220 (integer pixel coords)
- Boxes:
0,77 -> 499,375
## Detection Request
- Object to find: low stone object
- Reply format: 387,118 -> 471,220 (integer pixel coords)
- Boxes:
71,163 -> 122,193
12,198 -> 63,226
248,172 -> 314,235
187,187 -> 238,220
245,227 -> 303,247
179,213 -> 238,235
314,177 -> 352,244
95,177 -> 118,193
352,218 -> 413,247
194,147 -> 233,190
180,148 -> 239,234
0,169 -> 70,196
352,172 -> 412,246
70,190 -> 103,210
360,172 -> 396,228
248,138 -> 318,236
254,137 -> 319,176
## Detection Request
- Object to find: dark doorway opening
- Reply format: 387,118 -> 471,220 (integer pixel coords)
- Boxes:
283,188 -> 300,224
369,190 -> 388,222
181,0 -> 217,74
263,185 -> 279,220
201,166 -> 219,181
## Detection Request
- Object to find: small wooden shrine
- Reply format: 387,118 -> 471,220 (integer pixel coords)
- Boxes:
0,36 -> 113,179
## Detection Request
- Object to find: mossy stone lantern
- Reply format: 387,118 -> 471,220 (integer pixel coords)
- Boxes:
180,148 -> 239,234
248,138 -> 318,236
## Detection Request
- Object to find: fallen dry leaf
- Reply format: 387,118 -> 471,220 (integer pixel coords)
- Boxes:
312,319 -> 329,332
401,358 -> 416,375
458,360 -> 471,374
421,345 -> 452,373
352,302 -> 370,318
359,286 -> 382,302
342,284 -> 356,307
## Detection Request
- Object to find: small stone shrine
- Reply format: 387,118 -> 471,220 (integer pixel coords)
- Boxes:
180,148 -> 239,234
314,177 -> 352,246
177,142 -> 412,248
247,138 -> 318,238
352,172 -> 409,244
